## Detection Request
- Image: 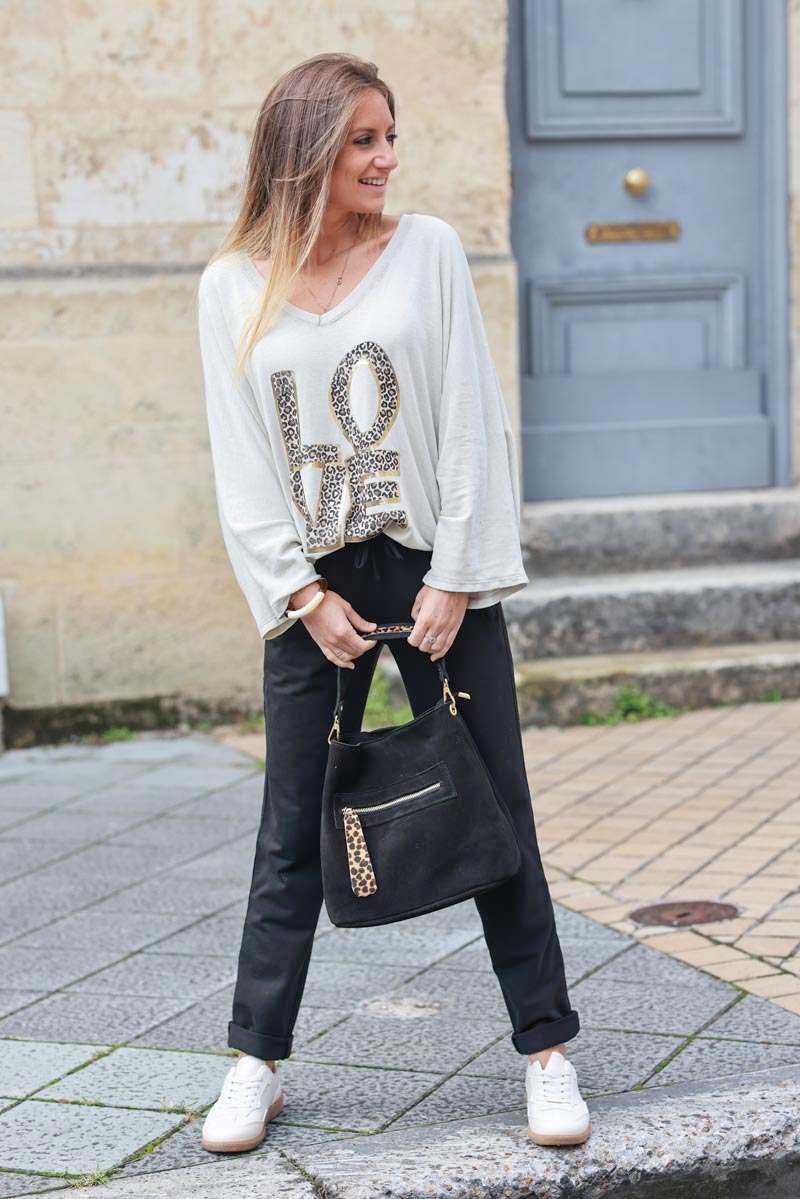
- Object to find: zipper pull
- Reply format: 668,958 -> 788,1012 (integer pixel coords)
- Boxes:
341,807 -> 378,896
457,691 -> 471,700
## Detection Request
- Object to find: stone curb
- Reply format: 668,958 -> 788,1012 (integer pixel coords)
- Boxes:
55,1065 -> 800,1199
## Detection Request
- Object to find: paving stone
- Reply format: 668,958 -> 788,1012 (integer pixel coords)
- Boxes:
33,843 -> 194,889
389,1072 -> 525,1127
0,1099 -> 180,1175
113,1113 -> 343,1178
0,781 -> 82,809
645,1035 -> 800,1088
0,810 -> 32,833
87,877 -> 247,915
12,767 -> 146,796
65,782 -> 210,814
1,809 -> 148,845
572,973 -> 738,1036
700,992 -> 800,1044
182,785 -> 264,816
0,991 -> 46,1018
0,1170 -> 66,1196
309,925 -> 479,968
277,1058 -> 446,1131
382,964 -> 510,1022
0,992 -> 196,1045
11,910 -> 195,954
291,1009 -> 506,1073
291,1006 -> 354,1049
65,952 -> 237,999
594,942 -> 719,986
553,905 -> 623,939
40,1047 -> 228,1111
0,838 -> 74,880
0,947 -> 125,991
128,985 -> 236,1053
167,838 -> 258,883
561,937 -> 633,980
169,738 -> 262,766
405,899 -> 485,933
142,914 -> 246,957
75,737 -> 186,764
440,934 -> 630,982
128,763 -> 258,790
460,1025 -> 685,1095
105,817 -> 254,854
0,1040 -> 108,1100
299,959 -> 418,1009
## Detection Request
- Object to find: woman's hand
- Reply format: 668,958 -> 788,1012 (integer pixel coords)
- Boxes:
294,582 -> 377,668
407,584 -> 468,662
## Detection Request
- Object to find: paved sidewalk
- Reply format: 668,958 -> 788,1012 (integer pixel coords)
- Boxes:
0,729 -> 799,1196
521,700 -> 800,1013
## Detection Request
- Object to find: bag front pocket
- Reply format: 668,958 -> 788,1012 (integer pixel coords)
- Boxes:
334,762 -> 457,897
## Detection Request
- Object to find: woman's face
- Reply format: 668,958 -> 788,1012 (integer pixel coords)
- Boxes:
328,89 -> 398,220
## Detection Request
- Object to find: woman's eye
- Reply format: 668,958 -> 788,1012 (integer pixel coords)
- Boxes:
354,134 -> 398,145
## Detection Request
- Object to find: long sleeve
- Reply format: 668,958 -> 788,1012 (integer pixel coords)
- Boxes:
421,225 -> 529,606
198,272 -> 321,640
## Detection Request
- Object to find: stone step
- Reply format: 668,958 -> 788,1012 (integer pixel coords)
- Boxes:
503,558 -> 800,658
519,486 -> 800,576
511,640 -> 800,725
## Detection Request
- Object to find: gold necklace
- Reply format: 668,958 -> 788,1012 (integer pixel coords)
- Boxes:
301,220 -> 363,313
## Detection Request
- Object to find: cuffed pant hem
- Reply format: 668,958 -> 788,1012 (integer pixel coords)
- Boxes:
511,1010 -> 580,1055
228,1021 -> 292,1061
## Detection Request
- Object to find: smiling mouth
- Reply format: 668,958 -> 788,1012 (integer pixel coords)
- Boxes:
359,178 -> 386,187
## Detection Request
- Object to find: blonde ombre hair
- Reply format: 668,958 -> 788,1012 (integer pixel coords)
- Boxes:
206,52 -> 397,382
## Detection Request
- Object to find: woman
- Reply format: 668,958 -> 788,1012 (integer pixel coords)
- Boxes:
196,51 -> 589,1153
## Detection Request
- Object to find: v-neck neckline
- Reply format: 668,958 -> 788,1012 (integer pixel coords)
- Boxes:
241,213 -> 414,326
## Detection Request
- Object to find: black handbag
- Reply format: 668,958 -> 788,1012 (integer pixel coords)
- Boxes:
319,622 -> 522,928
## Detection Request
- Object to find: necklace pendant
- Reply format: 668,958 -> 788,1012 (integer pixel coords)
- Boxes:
336,276 -> 343,285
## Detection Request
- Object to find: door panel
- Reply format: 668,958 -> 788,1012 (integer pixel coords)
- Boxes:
507,0 -> 786,500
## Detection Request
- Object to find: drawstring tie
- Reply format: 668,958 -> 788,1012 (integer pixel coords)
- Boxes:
351,533 -> 405,581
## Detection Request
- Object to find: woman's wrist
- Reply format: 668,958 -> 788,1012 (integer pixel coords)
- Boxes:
290,581 -> 322,609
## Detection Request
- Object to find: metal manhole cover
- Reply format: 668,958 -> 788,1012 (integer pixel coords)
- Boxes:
628,900 -> 738,927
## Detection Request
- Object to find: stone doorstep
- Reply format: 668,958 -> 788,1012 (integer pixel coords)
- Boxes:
518,486 -> 800,577
503,560 -> 800,660
57,1064 -> 800,1199
512,640 -> 800,725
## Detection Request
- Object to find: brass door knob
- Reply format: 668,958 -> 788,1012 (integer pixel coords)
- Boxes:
624,167 -> 650,196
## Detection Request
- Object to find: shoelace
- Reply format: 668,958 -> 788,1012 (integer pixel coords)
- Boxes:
540,1069 -> 571,1106
221,1072 -> 269,1111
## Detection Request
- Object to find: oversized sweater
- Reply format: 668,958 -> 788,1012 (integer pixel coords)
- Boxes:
197,212 -> 529,641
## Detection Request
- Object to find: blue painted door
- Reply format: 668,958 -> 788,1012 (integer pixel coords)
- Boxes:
506,0 -> 788,500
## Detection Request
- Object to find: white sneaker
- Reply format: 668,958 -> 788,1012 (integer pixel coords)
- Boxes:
201,1054 -> 285,1153
525,1050 -> 590,1146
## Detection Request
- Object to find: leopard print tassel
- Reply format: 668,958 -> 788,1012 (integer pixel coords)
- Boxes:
342,807 -> 378,896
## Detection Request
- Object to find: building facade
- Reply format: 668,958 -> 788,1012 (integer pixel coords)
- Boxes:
1,1 -> 798,740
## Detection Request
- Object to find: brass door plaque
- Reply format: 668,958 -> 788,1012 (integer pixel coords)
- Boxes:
586,220 -> 680,243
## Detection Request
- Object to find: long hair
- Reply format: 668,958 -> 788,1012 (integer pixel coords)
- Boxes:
206,52 -> 396,382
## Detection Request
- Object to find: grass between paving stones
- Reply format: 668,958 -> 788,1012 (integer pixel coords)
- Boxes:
574,685 -> 786,726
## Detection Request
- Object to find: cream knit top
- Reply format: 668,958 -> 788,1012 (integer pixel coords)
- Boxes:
197,212 -> 529,640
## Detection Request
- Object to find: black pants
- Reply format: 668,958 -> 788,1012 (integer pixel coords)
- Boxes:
228,532 -> 579,1058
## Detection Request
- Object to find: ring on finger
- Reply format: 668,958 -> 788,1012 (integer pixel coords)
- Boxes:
426,633 -> 438,646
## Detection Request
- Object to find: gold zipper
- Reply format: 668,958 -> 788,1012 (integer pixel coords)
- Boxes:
340,780 -> 443,898
342,780 -> 441,817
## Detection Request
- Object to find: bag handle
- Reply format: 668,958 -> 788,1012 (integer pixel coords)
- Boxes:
327,621 -> 461,744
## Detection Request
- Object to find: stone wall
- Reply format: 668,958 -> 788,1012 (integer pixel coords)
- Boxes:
0,1 -> 517,736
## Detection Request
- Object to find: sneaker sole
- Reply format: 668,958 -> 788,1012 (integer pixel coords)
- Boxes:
201,1090 -> 284,1153
527,1122 -> 590,1147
